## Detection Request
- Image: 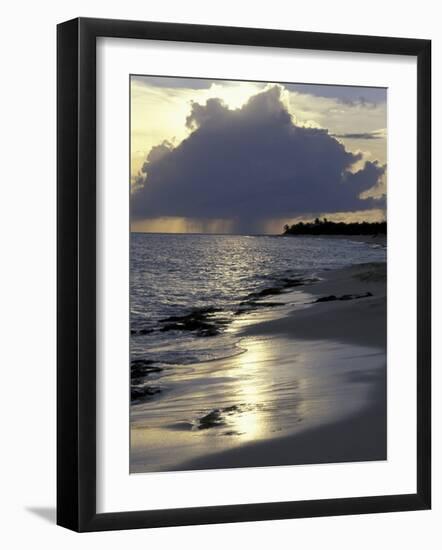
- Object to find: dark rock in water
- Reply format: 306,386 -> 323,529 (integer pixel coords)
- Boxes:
198,327 -> 219,337
314,291 -> 373,304
246,276 -> 319,301
160,319 -> 220,336
131,384 -> 161,402
197,306 -> 221,315
131,327 -> 154,336
222,404 -> 241,414
197,403 -> 250,430
238,300 -> 285,308
131,359 -> 162,383
160,319 -> 210,331
315,295 -> 338,303
160,306 -> 220,324
281,277 -> 304,287
138,328 -> 154,335
339,291 -> 373,301
198,409 -> 225,429
131,358 -> 159,370
159,307 -> 223,336
248,287 -> 283,299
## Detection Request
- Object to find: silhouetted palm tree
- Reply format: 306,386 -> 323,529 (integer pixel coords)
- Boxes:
282,218 -> 386,236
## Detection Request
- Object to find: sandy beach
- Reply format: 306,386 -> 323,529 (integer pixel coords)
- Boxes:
244,262 -> 386,348
179,262 -> 386,470
131,261 -> 386,473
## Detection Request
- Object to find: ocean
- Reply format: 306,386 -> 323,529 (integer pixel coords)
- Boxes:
130,233 -> 386,367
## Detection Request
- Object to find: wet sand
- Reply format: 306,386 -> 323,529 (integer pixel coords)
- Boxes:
178,263 -> 387,471
180,377 -> 386,470
131,262 -> 387,473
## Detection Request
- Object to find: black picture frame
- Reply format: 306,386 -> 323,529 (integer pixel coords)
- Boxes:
57,17 -> 431,532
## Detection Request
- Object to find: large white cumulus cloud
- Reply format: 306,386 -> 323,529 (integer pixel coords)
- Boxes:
131,86 -> 386,233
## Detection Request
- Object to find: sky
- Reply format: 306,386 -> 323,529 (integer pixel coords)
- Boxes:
130,76 -> 387,234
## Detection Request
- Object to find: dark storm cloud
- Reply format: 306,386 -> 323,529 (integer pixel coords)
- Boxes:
286,83 -> 386,107
131,86 -> 386,232
131,75 -> 215,90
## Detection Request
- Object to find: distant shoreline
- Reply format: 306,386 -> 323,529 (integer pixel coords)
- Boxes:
131,231 -> 386,244
283,233 -> 387,246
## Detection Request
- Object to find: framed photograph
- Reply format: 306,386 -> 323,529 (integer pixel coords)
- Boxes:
57,17 -> 431,532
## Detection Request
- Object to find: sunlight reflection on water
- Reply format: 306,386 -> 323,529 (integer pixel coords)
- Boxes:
130,333 -> 385,473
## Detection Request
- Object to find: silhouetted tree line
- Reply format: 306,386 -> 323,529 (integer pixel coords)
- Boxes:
283,218 -> 387,236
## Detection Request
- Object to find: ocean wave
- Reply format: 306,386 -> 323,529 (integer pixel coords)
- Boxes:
130,234 -> 386,390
